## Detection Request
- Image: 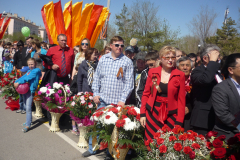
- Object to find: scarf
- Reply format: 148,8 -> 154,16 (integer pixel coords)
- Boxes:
86,60 -> 96,86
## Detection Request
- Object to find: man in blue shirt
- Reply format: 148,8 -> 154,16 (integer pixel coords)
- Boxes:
212,53 -> 240,140
83,36 -> 134,159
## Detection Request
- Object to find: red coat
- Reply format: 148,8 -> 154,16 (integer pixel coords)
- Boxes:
140,66 -> 186,125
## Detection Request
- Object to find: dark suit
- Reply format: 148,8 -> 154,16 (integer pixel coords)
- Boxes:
21,47 -> 31,67
190,61 -> 221,134
212,78 -> 240,139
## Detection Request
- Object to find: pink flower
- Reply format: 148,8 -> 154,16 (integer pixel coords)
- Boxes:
80,96 -> 84,100
58,90 -> 62,94
67,90 -> 70,94
48,86 -> 51,89
59,82 -> 63,85
78,123 -> 83,127
89,104 -> 93,108
46,90 -> 50,94
89,96 -> 93,100
71,102 -> 75,106
85,91 -> 89,94
46,83 -> 50,87
81,100 -> 85,104
38,91 -> 42,95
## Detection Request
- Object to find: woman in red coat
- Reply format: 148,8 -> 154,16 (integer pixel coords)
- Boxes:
140,46 -> 185,145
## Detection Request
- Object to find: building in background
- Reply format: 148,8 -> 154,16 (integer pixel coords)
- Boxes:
1,12 -> 48,42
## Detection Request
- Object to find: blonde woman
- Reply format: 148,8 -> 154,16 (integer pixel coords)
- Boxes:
71,38 -> 90,80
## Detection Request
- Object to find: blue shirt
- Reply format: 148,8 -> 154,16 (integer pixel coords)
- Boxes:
15,68 -> 42,93
4,60 -> 13,74
31,47 -> 47,58
230,77 -> 240,96
92,52 -> 134,104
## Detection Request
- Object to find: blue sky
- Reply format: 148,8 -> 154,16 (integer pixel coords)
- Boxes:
0,0 -> 239,37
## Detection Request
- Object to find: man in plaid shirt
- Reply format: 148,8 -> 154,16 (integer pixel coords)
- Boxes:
83,36 -> 134,159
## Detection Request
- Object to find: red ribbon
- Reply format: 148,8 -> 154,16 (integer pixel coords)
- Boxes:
156,97 -> 168,124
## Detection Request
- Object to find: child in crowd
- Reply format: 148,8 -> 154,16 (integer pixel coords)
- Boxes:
3,51 -> 13,74
14,58 -> 42,133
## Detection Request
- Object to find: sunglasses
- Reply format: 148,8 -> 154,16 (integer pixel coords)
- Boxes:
162,56 -> 176,60
81,43 -> 88,46
113,44 -> 124,48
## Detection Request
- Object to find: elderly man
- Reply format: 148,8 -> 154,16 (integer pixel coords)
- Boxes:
176,56 -> 193,131
190,44 -> 223,135
212,53 -> 240,139
83,36 -> 134,159
21,37 -> 33,70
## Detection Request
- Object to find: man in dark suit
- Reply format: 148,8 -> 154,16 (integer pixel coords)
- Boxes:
190,44 -> 222,135
21,37 -> 33,70
212,53 -> 240,139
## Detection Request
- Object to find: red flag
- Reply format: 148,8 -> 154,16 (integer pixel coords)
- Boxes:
86,5 -> 103,40
0,17 -> 4,29
100,13 -> 111,40
41,6 -> 54,44
54,0 -> 65,35
0,18 -> 11,39
0,14 -> 2,19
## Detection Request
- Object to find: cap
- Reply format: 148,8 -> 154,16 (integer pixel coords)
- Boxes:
136,52 -> 146,61
125,46 -> 134,53
130,38 -> 138,46
4,50 -> 11,57
20,66 -> 30,72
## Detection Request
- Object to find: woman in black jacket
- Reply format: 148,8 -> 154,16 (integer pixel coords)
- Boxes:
77,48 -> 98,93
13,40 -> 24,71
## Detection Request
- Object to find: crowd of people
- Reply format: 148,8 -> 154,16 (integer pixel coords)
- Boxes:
0,34 -> 240,160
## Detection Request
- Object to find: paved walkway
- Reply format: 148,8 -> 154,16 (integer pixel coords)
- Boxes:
0,99 -> 105,160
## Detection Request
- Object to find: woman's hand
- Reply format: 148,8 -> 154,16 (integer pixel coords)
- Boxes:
14,83 -> 19,89
140,117 -> 146,128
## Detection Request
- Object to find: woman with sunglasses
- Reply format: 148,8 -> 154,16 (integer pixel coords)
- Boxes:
140,46 -> 185,146
71,38 -> 90,80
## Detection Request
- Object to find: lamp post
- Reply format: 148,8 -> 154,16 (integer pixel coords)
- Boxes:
198,44 -> 201,53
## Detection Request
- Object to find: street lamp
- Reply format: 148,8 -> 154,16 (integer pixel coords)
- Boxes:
198,44 -> 201,53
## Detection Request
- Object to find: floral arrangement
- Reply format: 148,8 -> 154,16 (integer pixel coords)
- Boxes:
88,105 -> 144,155
66,92 -> 96,126
0,71 -> 21,100
143,125 -> 209,160
206,131 -> 240,160
38,82 -> 72,113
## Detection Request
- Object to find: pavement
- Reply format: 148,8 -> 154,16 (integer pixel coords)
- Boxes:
0,98 -> 106,160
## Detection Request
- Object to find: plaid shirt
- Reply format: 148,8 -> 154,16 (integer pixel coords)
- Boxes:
92,52 -> 134,104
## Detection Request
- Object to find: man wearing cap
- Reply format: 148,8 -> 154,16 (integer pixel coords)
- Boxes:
124,46 -> 135,60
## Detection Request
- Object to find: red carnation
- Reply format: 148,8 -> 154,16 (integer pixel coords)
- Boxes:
217,135 -> 226,141
198,134 -> 205,140
212,138 -> 223,148
206,131 -> 218,139
136,114 -> 140,121
105,115 -> 111,119
174,143 -> 182,151
108,108 -> 118,114
154,132 -> 161,140
95,111 -> 104,117
179,134 -> 187,141
159,145 -> 167,153
162,125 -> 171,133
187,134 -> 195,141
116,119 -> 125,128
169,136 -> 177,141
157,138 -> 164,145
127,108 -> 137,116
145,139 -> 153,146
189,151 -> 195,159
185,86 -> 191,92
206,142 -> 213,149
191,143 -> 200,149
234,133 -> 240,141
100,141 -> 108,150
228,153 -> 240,160
213,147 -> 226,159
89,110 -> 91,114
183,146 -> 192,154
122,115 -> 128,119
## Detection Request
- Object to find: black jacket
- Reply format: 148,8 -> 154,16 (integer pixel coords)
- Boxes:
136,67 -> 149,107
13,50 -> 22,69
21,47 -> 31,67
190,61 -> 221,130
77,60 -> 98,93
212,78 -> 240,139
70,75 -> 78,96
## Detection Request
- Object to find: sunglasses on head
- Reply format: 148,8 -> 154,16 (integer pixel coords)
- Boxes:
113,44 -> 124,48
81,43 -> 88,46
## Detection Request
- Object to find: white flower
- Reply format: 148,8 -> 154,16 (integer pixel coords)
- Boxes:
89,96 -> 93,100
78,123 -> 83,127
64,85 -> 70,91
103,111 -> 118,125
134,107 -> 140,114
46,89 -> 55,97
71,102 -> 75,106
89,104 -> 93,108
77,92 -> 83,96
80,96 -> 84,101
53,82 -> 62,89
117,106 -> 121,111
57,106 -> 63,109
123,121 -> 136,131
40,87 -> 48,93
81,100 -> 85,104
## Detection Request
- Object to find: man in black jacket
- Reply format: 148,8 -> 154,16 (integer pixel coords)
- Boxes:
190,44 -> 222,135
212,53 -> 240,139
21,37 -> 33,69
13,40 -> 24,71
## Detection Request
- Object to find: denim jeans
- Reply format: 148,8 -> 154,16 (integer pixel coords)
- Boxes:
88,98 -> 109,154
23,91 -> 34,127
19,94 -> 26,111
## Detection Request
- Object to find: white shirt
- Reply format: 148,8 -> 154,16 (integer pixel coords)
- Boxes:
0,47 -> 3,62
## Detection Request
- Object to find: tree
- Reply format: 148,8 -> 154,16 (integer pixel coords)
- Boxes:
3,32 -> 42,42
206,17 -> 240,55
188,5 -> 217,45
175,35 -> 200,54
